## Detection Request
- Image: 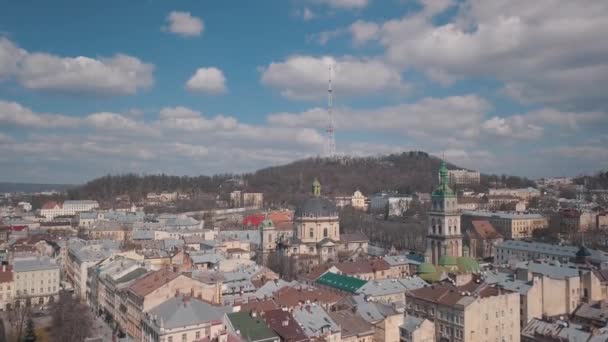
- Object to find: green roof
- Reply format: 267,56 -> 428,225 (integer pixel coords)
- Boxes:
227,312 -> 278,342
315,272 -> 367,293
456,257 -> 480,273
432,159 -> 455,198
259,218 -> 274,230
438,255 -> 458,267
418,263 -> 436,274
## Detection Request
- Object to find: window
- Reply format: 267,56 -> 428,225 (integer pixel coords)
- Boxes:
323,228 -> 328,237
196,331 -> 200,339
182,334 -> 187,342
168,337 -> 173,342
309,228 -> 314,238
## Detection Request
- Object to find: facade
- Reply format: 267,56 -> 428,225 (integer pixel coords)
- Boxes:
406,282 -> 521,342
13,257 -> 60,307
559,208 -> 596,233
494,240 -> 608,266
426,160 -> 462,265
463,220 -> 503,259
445,169 -> 481,186
461,211 -> 548,239
40,200 -> 99,219
387,196 -> 413,217
243,193 -> 264,208
488,188 -> 541,201
65,240 -> 119,300
351,190 -> 367,210
0,264 -> 14,310
399,315 -> 435,342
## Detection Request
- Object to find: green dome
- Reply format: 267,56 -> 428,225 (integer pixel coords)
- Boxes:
432,159 -> 455,198
418,263 -> 436,274
260,217 -> 274,230
457,257 -> 480,273
438,255 -> 458,267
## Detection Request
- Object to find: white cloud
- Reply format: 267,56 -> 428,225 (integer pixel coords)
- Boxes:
0,37 -> 154,95
349,20 -> 380,45
371,0 -> 608,109
0,133 -> 13,144
481,116 -> 544,140
302,8 -> 316,21
85,112 -> 159,136
260,55 -> 407,100
0,100 -> 79,128
186,67 -> 227,94
163,11 -> 204,37
159,106 -> 238,131
318,0 -> 370,9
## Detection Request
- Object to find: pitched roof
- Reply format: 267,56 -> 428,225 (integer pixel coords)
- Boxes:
339,232 -> 368,243
239,299 -> 279,313
128,269 -> 181,297
148,295 -> 230,329
227,311 -> 279,342
469,220 -> 503,240
263,309 -> 309,342
328,310 -> 374,338
315,272 -> 367,293
292,304 -> 340,337
273,286 -> 343,308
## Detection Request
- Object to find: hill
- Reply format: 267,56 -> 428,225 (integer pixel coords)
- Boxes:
66,151 -> 535,206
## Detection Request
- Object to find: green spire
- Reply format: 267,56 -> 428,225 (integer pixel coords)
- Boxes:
432,158 -> 455,197
312,178 -> 321,197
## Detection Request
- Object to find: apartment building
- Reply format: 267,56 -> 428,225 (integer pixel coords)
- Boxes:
494,240 -> 608,267
13,257 -> 60,307
40,200 -> 99,219
0,264 -> 14,310
405,282 -> 521,342
462,210 -> 548,239
65,239 -> 120,300
445,169 -> 481,186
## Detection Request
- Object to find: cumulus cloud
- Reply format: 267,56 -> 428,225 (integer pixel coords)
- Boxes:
317,0 -> 370,9
186,67 -> 227,94
159,106 -> 238,131
0,37 -> 154,95
163,11 -> 204,37
349,20 -> 380,45
260,55 -> 407,100
0,100 -> 80,128
368,0 -> 608,109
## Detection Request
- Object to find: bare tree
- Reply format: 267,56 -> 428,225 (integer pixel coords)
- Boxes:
50,292 -> 93,342
7,305 -> 30,342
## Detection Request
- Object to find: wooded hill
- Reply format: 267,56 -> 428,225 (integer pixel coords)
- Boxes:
67,151 -> 535,206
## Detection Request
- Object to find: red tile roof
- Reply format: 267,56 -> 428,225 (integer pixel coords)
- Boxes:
263,309 -> 309,342
128,269 -> 179,298
239,299 -> 278,313
274,286 -> 343,308
0,265 -> 13,283
42,201 -> 61,209
469,220 -> 503,240
242,214 -> 265,226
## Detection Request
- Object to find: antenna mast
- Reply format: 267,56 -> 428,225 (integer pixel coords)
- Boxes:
325,65 -> 336,157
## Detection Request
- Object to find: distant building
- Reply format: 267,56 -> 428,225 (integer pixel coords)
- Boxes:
463,220 -> 503,259
558,208 -> 596,233
0,264 -> 14,310
230,191 -> 264,208
444,169 -> 480,186
488,188 -> 540,201
399,315 -> 435,342
461,211 -> 548,239
494,240 -> 608,267
40,200 -> 99,219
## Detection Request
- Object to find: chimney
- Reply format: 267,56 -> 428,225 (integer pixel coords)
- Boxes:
2,264 -> 5,272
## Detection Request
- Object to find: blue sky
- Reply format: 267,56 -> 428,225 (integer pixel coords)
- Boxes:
0,0 -> 607,183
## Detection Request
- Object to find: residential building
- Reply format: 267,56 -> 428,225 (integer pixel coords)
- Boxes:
315,272 -> 367,295
40,200 -> 99,219
461,211 -> 548,239
351,190 -> 367,211
406,282 -> 521,342
399,315 -> 435,342
0,264 -> 14,310
125,269 -> 222,340
225,311 -> 280,342
559,208 -> 596,233
331,259 -> 391,280
65,239 -> 120,300
292,304 -> 341,342
141,295 -> 231,342
426,160 -> 462,265
463,220 -> 503,259
494,240 -> 608,266
488,187 -> 541,201
262,309 -> 309,342
328,309 -> 374,342
521,318 -> 608,342
243,193 -> 264,209
445,169 -> 480,186
355,277 -> 427,305
13,256 -> 60,307
382,255 -> 423,278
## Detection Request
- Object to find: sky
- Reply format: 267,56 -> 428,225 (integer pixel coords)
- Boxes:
0,0 -> 607,184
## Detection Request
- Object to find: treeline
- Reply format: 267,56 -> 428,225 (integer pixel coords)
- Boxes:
65,151 -> 536,205
67,173 -> 234,202
574,170 -> 608,189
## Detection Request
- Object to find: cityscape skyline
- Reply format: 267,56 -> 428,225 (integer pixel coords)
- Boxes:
1,0 -> 607,183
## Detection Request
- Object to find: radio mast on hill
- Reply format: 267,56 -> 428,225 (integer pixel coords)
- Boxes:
325,65 -> 336,158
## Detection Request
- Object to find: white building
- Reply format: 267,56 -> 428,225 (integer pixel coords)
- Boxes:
494,240 -> 608,267
40,200 -> 99,219
13,257 -> 60,307
488,188 -> 541,201
445,169 -> 481,186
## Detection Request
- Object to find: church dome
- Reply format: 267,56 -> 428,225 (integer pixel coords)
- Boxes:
259,217 -> 275,230
295,178 -> 339,218
456,257 -> 480,273
418,263 -> 436,274
438,255 -> 458,267
295,197 -> 338,218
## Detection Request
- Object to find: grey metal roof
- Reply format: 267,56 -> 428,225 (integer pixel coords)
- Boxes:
349,294 -> 398,323
462,210 -> 544,220
383,255 -> 422,266
356,277 -> 427,297
401,315 -> 425,333
292,304 -> 340,337
254,279 -> 299,299
132,229 -> 154,240
13,257 -> 59,272
295,197 -> 338,218
190,253 -> 225,265
148,295 -> 231,329
522,318 -> 596,342
483,271 -> 532,295
497,240 -> 608,263
516,260 -> 582,280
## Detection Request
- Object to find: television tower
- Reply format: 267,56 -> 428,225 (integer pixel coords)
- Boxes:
325,65 -> 336,157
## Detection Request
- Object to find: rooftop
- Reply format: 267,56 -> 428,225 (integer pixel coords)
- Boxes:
462,210 -> 545,220
226,311 -> 279,342
292,304 -> 340,337
273,285 -> 343,308
497,240 -> 608,263
129,269 -> 181,297
328,309 -> 374,338
147,295 -> 231,329
263,309 -> 308,342
13,257 -> 59,272
356,277 -> 427,297
315,272 -> 367,293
